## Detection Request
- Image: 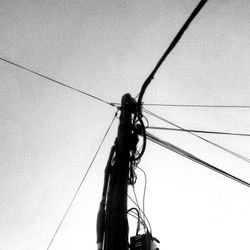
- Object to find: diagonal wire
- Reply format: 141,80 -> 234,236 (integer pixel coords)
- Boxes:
146,131 -> 250,188
143,108 -> 250,164
46,111 -> 118,250
0,57 -> 115,107
110,103 -> 250,109
147,126 -> 250,137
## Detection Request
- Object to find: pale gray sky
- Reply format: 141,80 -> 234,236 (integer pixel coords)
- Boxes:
1,0 -> 250,249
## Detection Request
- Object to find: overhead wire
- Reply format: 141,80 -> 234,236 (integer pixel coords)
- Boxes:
110,102 -> 250,110
46,111 -> 118,250
143,108 -> 250,164
147,126 -> 250,137
0,57 -> 115,107
141,104 -> 250,109
146,131 -> 250,188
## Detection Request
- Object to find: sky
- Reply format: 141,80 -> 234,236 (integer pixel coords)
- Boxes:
1,0 -> 250,249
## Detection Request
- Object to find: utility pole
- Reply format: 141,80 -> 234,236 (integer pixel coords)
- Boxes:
97,93 -> 136,250
96,2 -> 209,249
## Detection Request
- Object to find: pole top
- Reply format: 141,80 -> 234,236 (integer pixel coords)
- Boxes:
121,93 -> 136,113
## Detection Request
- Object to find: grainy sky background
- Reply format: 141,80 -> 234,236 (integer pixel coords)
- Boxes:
1,0 -> 250,249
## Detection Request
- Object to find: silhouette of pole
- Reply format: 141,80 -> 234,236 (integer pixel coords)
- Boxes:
104,93 -> 135,250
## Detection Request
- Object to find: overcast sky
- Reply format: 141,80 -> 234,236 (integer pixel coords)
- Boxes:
1,0 -> 250,249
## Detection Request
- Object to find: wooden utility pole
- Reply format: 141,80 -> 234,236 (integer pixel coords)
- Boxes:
97,93 -> 136,250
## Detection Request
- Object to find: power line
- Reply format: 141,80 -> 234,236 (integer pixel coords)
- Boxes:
127,209 -> 147,234
46,111 -> 118,250
127,194 -> 152,234
146,131 -> 250,188
143,108 -> 250,164
0,57 -> 115,107
137,166 -> 147,230
137,0 -> 208,112
141,104 -> 250,109
147,126 -> 250,137
110,103 -> 250,109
